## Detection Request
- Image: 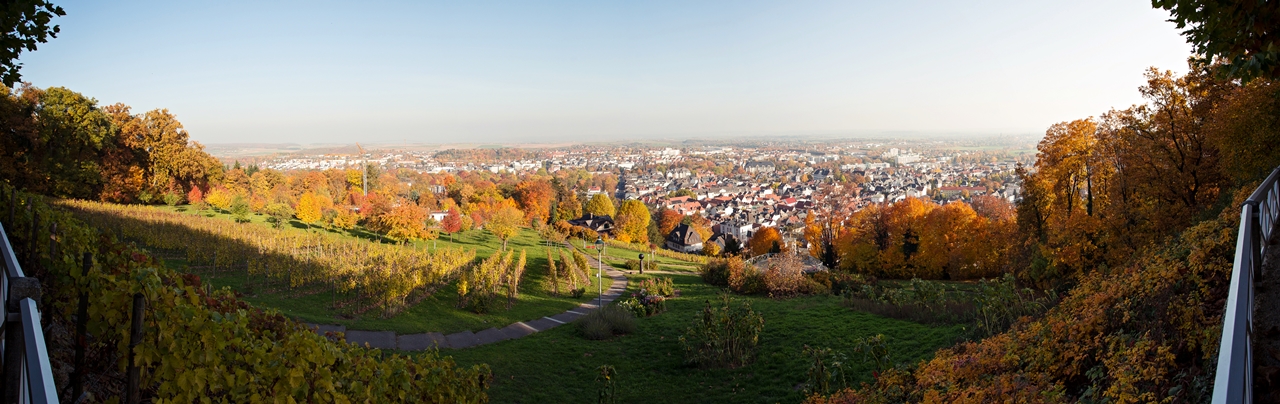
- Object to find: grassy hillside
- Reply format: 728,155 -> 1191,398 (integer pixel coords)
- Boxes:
447,273 -> 964,403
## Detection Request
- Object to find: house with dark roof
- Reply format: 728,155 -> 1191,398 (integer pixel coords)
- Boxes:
665,223 -> 704,253
568,213 -> 615,236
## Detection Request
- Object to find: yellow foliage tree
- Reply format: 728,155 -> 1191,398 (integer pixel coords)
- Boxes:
614,199 -> 650,243
585,193 -> 616,217
295,192 -> 325,226
487,205 -> 524,251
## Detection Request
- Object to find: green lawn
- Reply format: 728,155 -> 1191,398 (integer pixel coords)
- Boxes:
150,205 -> 615,334
567,239 -> 703,273
444,274 -> 964,404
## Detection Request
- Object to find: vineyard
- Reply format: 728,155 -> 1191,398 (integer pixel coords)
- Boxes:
59,200 -> 478,318
0,185 -> 490,402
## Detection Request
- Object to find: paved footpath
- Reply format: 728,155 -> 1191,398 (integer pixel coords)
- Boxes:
307,245 -> 628,351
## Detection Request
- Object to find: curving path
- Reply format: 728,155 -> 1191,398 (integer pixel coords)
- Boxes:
307,244 -> 628,350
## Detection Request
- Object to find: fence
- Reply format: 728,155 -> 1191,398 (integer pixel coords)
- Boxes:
0,220 -> 57,403
1212,166 -> 1280,404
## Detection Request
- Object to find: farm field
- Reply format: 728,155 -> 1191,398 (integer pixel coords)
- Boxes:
445,273 -> 965,404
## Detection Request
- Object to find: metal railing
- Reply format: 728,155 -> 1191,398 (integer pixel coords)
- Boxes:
1212,166 -> 1280,404
0,221 -> 58,404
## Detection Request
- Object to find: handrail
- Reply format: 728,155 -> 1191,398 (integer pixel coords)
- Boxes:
0,219 -> 59,404
19,298 -> 55,403
0,221 -> 26,279
1212,166 -> 1280,404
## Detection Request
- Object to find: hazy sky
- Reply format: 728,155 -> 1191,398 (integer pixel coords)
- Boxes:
20,1 -> 1192,144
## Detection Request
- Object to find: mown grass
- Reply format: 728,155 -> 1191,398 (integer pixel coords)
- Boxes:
444,274 -> 964,404
567,238 -> 703,273
151,205 -> 614,334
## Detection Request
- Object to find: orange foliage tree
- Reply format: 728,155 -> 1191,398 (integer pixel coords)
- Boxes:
746,227 -> 784,257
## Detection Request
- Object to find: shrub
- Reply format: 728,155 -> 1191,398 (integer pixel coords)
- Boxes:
730,265 -> 766,295
264,202 -> 294,228
679,293 -> 764,368
579,305 -> 637,340
617,292 -> 667,317
597,365 -> 619,404
570,287 -> 586,298
761,254 -> 808,297
229,195 -> 251,223
700,258 -> 735,286
637,276 -> 675,297
827,271 -> 874,296
803,345 -> 852,396
625,258 -> 642,272
163,191 -> 183,206
580,316 -> 613,340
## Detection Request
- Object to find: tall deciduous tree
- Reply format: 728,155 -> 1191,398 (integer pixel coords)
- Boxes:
513,179 -> 555,224
614,200 -> 650,243
584,193 -> 616,217
295,192 -> 326,226
746,227 -> 784,257
656,207 -> 683,235
487,205 -> 524,251
441,208 -> 463,241
376,203 -> 433,244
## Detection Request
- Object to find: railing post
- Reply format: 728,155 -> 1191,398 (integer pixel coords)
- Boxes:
47,223 -> 56,266
26,206 -> 36,270
125,293 -> 144,404
71,252 -> 90,403
3,277 -> 40,404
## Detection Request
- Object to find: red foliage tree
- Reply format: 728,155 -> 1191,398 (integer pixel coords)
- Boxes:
187,186 -> 204,204
441,208 -> 463,241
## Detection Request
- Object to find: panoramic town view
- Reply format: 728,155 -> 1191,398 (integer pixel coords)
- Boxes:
1,1 -> 1279,403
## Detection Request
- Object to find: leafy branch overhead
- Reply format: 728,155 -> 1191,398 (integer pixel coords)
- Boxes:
1153,0 -> 1280,80
0,0 -> 65,86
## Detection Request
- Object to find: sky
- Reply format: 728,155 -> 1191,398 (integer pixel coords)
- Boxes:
18,1 -> 1193,145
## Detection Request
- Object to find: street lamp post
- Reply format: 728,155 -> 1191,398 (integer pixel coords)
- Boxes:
595,236 -> 604,309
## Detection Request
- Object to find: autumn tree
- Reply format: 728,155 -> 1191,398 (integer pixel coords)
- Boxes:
374,203 -> 434,244
656,207 -> 683,235
140,109 -> 224,197
747,227 -> 784,257
555,187 -> 582,220
614,200 -> 651,243
915,202 -> 978,279
441,208 -> 463,242
186,186 -> 204,205
487,205 -> 524,251
99,103 -> 148,202
513,179 -> 555,224
970,194 -> 1014,221
295,192 -> 326,227
702,241 -> 722,257
584,193 -> 616,217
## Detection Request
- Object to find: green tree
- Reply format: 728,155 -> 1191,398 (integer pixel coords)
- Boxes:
264,202 -> 294,228
1153,0 -> 1280,80
0,1 -> 65,86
